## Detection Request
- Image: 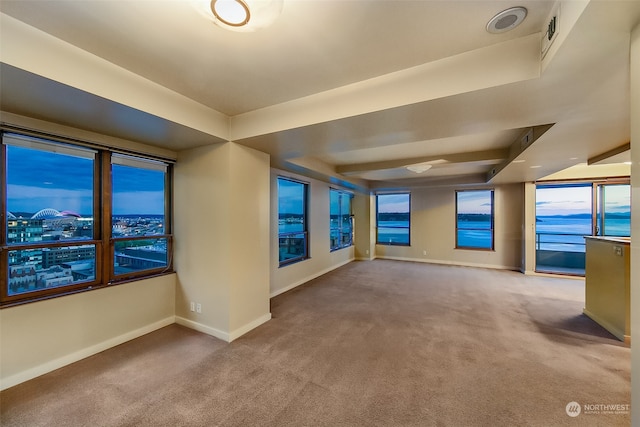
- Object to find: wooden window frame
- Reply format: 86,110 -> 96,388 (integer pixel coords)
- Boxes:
0,131 -> 174,307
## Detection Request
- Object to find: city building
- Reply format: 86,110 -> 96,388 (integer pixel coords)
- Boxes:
41,246 -> 96,269
0,1 -> 639,424
7,218 -> 43,244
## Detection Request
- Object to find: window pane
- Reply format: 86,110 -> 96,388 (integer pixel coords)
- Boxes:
602,184 -> 631,237
330,188 -> 340,250
377,193 -> 410,245
536,184 -> 591,252
278,178 -> 308,264
378,227 -> 409,245
278,232 -> 307,262
6,144 -> 94,243
456,190 -> 493,249
112,163 -> 166,236
8,245 -> 96,296
330,189 -> 353,250
114,238 -> 168,275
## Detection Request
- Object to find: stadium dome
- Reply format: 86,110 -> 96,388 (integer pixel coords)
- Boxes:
31,208 -> 62,220
60,210 -> 81,218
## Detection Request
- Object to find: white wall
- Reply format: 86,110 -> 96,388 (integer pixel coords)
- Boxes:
174,142 -> 271,342
0,274 -> 176,390
270,169 -> 356,297
375,184 -> 523,270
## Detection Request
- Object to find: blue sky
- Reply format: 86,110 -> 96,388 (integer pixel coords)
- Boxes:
7,146 -> 164,216
377,193 -> 409,213
457,190 -> 492,215
278,179 -> 305,214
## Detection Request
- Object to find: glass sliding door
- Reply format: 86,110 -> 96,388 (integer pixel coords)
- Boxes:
535,181 -> 631,275
535,183 -> 592,275
597,184 -> 631,237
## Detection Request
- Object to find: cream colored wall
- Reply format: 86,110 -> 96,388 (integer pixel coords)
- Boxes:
228,145 -> 271,333
352,192 -> 375,260
270,169 -> 356,297
0,274 -> 176,390
174,142 -> 271,341
375,184 -> 523,270
630,22 -> 640,427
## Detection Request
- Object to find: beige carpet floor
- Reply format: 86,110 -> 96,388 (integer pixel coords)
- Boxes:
0,260 -> 631,426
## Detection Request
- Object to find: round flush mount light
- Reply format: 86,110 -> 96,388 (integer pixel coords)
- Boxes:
211,0 -> 250,27
194,0 -> 283,32
486,6 -> 527,34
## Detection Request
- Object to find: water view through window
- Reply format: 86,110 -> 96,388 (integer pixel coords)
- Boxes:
456,190 -> 494,249
535,182 -> 630,275
377,193 -> 410,245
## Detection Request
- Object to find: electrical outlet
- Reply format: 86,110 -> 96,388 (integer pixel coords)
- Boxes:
196,303 -> 202,314
365,249 -> 369,255
190,301 -> 195,312
423,250 -> 427,256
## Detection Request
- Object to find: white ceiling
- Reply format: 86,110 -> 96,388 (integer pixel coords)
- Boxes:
1,0 -> 638,190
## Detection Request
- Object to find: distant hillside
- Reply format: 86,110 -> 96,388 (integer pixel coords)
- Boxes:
378,212 -> 410,222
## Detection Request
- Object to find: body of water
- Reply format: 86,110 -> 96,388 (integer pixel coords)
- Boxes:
536,216 -> 630,252
280,215 -> 631,251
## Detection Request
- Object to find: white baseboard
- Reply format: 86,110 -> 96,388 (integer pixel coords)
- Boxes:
270,258 -> 354,298
0,316 -> 175,391
355,256 -> 376,261
229,313 -> 272,342
375,255 -> 518,271
175,316 -> 230,342
175,313 -> 272,343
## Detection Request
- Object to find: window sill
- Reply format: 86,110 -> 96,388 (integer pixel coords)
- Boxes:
1,270 -> 175,309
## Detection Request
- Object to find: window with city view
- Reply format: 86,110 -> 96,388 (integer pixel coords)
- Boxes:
1,132 -> 173,305
376,193 -> 410,245
456,189 -> 494,250
112,155 -> 169,278
278,177 -> 308,266
330,189 -> 353,251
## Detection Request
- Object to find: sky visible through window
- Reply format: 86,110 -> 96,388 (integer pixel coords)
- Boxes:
7,146 -> 165,216
456,190 -> 493,215
7,145 -> 93,215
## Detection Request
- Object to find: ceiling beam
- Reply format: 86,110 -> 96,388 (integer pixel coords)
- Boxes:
587,142 -> 630,165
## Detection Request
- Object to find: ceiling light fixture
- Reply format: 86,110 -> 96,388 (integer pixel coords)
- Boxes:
486,7 -> 527,34
212,0 -> 250,27
195,0 -> 283,32
406,164 -> 432,174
